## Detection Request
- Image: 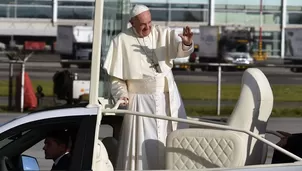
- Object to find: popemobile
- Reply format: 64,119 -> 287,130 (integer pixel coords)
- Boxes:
0,0 -> 301,171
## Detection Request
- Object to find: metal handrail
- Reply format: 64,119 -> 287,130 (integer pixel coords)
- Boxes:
3,58 -> 302,68
102,100 -> 302,162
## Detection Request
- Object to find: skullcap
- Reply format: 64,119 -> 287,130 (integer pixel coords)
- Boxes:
130,4 -> 149,18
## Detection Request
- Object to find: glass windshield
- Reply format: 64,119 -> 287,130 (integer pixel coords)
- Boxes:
236,43 -> 248,52
219,36 -> 253,55
98,0 -> 131,98
225,42 -> 249,53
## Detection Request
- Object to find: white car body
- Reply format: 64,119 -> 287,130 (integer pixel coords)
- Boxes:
1,101 -> 302,171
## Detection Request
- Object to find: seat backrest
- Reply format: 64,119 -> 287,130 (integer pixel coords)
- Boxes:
165,68 -> 274,169
227,68 -> 274,165
165,129 -> 247,170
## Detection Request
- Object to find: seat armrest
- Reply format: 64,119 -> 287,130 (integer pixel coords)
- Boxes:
266,130 -> 284,138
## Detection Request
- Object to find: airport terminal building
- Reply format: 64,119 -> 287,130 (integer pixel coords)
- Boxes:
0,0 -> 301,59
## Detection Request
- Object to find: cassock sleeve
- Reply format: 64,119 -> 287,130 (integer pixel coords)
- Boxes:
111,76 -> 128,102
171,30 -> 194,58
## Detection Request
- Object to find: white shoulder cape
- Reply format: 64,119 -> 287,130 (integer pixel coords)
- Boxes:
103,25 -> 185,80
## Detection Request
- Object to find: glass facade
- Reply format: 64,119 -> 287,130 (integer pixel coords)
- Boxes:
0,0 -> 95,19
287,0 -> 302,25
102,0 -> 130,58
131,2 -> 209,23
214,0 -> 282,57
99,0 -> 131,97
215,3 -> 281,25
1,0 -> 302,58
131,0 -> 282,57
253,31 -> 281,57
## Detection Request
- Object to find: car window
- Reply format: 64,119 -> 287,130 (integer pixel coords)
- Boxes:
19,124 -> 113,171
0,129 -> 31,149
23,139 -> 53,170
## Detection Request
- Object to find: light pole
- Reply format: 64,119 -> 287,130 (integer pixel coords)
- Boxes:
9,0 -> 17,49
258,0 -> 264,60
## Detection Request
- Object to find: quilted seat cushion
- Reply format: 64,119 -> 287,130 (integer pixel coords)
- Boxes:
166,129 -> 246,169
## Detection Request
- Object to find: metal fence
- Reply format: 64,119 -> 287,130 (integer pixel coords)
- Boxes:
174,62 -> 302,115
2,59 -> 302,113
1,52 -> 34,112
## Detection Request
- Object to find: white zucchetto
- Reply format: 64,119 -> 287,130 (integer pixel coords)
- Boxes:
130,4 -> 149,18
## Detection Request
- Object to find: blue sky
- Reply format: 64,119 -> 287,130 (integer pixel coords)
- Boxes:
131,0 -> 302,6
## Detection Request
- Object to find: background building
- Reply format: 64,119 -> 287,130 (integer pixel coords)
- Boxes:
131,0 -> 302,58
0,0 -> 301,59
0,0 -> 130,53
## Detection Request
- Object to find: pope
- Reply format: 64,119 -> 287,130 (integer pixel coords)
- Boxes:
104,4 -> 194,170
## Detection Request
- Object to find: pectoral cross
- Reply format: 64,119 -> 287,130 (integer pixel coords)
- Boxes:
133,30 -> 162,73
150,62 -> 162,73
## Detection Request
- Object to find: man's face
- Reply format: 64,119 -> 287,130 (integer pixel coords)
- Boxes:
131,11 -> 152,37
43,137 -> 67,160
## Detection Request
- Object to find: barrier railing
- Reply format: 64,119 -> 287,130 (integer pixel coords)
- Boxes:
174,62 -> 302,115
103,100 -> 302,162
1,52 -> 34,113
60,59 -> 302,68
3,59 -> 302,113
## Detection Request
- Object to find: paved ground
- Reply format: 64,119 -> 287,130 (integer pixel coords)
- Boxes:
1,54 -> 302,85
1,64 -> 302,85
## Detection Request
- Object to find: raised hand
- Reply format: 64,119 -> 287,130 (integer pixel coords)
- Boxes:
119,97 -> 129,106
178,26 -> 193,46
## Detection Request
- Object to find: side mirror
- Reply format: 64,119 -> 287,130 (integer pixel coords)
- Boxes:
21,155 -> 40,171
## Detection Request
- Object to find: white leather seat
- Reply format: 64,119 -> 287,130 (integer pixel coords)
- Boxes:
165,68 -> 274,169
227,68 -> 274,165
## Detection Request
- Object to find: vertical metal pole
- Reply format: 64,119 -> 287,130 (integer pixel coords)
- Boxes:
8,63 -> 14,109
209,0 -> 215,26
217,65 -> 221,115
258,0 -> 263,60
20,62 -> 25,113
19,53 -> 33,112
210,0 -> 219,115
89,0 -> 104,170
10,0 -> 17,48
52,0 -> 58,26
167,0 -> 171,26
14,0 -> 17,18
88,0 -> 103,106
6,4 -> 9,18
281,0 -> 287,58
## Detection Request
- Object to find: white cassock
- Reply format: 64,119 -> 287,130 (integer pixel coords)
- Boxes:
104,24 -> 194,170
